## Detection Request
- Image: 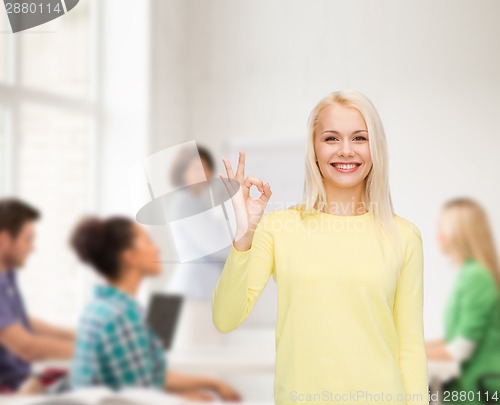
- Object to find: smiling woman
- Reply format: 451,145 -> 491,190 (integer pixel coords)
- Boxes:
213,89 -> 429,405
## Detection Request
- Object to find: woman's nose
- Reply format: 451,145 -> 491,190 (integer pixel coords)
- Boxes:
339,141 -> 354,157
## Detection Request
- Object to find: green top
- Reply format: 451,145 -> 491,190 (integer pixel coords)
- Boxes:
443,257 -> 500,403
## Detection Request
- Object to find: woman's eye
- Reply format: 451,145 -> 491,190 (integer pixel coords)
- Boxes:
325,136 -> 367,142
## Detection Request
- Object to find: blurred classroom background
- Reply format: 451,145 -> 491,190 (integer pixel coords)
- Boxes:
1,0 -> 500,402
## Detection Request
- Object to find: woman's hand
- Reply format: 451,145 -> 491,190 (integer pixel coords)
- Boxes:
176,389 -> 218,402
425,340 -> 454,361
212,380 -> 242,401
219,150 -> 272,251
171,379 -> 242,402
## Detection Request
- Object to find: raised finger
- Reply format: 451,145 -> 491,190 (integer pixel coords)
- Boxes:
222,156 -> 236,179
218,172 -> 237,195
235,150 -> 246,183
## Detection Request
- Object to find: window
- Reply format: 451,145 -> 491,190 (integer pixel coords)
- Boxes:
0,1 -> 100,326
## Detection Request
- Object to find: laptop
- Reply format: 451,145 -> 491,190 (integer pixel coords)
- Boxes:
146,293 -> 184,350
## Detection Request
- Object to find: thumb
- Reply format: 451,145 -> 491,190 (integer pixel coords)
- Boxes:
258,182 -> 272,205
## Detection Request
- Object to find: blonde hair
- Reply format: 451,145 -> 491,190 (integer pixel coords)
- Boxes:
294,89 -> 403,265
440,197 -> 500,293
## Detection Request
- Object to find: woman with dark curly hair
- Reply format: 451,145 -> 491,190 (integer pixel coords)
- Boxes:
69,216 -> 241,402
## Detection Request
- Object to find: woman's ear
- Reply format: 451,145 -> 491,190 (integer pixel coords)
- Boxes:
120,248 -> 135,269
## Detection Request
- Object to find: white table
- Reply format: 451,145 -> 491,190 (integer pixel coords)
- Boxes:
33,330 -> 459,404
167,327 -> 275,374
166,346 -> 274,374
167,327 -> 276,402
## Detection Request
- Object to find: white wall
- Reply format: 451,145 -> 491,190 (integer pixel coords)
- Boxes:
150,0 -> 500,338
99,0 -> 150,216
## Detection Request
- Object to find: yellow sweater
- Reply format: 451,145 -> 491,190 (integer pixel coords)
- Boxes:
212,204 -> 429,405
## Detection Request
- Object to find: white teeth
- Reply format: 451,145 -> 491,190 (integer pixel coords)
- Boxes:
333,164 -> 359,170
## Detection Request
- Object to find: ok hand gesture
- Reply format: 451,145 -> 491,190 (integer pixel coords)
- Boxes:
219,151 -> 272,251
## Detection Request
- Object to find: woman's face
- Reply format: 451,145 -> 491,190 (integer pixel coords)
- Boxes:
183,157 -> 213,186
436,212 -> 451,256
314,103 -> 372,191
126,224 -> 162,276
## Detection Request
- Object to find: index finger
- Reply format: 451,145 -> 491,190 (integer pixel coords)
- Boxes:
222,156 -> 236,179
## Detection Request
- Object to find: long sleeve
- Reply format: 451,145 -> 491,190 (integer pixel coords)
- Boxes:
212,211 -> 276,333
393,223 -> 429,405
456,267 -> 498,343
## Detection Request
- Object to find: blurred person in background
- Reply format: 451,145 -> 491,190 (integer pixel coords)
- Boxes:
166,144 -> 230,300
426,197 -> 500,403
0,198 -> 74,394
165,144 -> 231,349
69,216 -> 241,402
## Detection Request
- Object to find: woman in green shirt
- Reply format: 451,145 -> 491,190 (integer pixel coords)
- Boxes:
426,197 -> 500,404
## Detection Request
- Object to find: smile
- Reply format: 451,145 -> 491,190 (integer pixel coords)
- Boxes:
330,162 -> 361,173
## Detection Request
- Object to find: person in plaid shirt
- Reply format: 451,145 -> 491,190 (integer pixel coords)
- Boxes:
70,284 -> 166,389
69,216 -> 241,402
